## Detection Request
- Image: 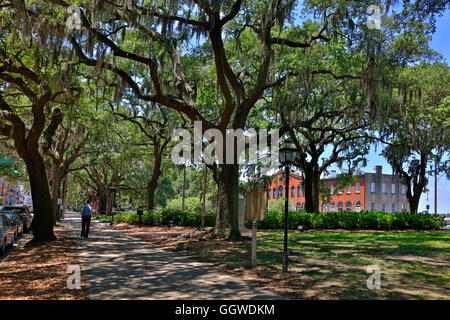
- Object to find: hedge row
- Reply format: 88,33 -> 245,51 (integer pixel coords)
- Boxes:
114,209 -> 216,227
114,209 -> 443,231
244,210 -> 444,230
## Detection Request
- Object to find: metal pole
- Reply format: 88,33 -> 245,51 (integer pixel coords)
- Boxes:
435,158 -> 437,215
202,166 -> 207,228
251,220 -> 257,267
182,165 -> 186,211
282,165 -> 289,273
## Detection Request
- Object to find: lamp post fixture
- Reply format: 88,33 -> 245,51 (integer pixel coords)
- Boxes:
279,137 -> 298,273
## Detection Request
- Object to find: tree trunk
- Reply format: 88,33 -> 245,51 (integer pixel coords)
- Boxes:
312,169 -> 321,214
99,194 -> 107,214
50,166 -> 62,225
147,150 -> 163,211
223,163 -> 241,241
408,183 -> 422,214
303,164 -> 314,213
213,163 -> 241,240
26,151 -> 55,241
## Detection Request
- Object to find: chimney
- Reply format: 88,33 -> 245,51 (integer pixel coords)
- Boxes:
374,165 -> 382,175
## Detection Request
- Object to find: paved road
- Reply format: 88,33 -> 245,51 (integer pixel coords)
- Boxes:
62,213 -> 283,300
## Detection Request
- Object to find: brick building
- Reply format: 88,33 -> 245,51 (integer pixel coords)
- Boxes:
267,165 -> 410,213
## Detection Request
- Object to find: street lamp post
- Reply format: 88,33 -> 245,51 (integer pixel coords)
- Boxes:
279,138 -> 298,273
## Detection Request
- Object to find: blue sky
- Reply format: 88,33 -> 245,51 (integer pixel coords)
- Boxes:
326,8 -> 450,213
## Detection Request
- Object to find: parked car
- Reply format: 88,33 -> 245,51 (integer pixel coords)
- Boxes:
1,211 -> 24,239
2,206 -> 33,233
0,214 -> 15,256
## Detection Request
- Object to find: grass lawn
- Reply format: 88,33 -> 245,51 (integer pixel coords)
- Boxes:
249,230 -> 450,299
114,224 -> 450,299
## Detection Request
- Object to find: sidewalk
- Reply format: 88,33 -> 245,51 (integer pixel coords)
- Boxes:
61,213 -> 283,300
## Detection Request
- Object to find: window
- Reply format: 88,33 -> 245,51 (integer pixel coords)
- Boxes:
371,203 -> 375,211
355,182 -> 360,193
382,203 -> 386,213
392,184 -> 396,194
273,188 -> 276,199
338,187 -> 343,194
268,190 -> 271,199
330,184 -> 335,194
296,202 -> 301,212
297,185 -> 301,197
345,201 -> 352,212
402,203 -> 406,212
355,201 -> 361,212
392,203 -> 395,213
347,184 -> 352,194
371,182 -> 375,193
291,186 -> 295,198
330,202 -> 335,212
278,186 -> 283,198
338,202 -> 343,212
322,203 -> 328,212
402,185 -> 407,195
382,183 -> 386,194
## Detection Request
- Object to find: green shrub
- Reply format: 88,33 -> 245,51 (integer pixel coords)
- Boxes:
116,208 -> 443,231
114,208 -> 216,227
245,210 -> 443,231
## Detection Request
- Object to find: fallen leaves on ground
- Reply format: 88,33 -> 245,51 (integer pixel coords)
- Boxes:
0,226 -> 89,300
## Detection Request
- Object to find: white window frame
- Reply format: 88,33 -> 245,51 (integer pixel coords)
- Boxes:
355,182 -> 360,193
347,184 -> 351,194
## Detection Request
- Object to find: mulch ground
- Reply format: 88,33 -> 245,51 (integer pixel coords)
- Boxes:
0,226 -> 89,300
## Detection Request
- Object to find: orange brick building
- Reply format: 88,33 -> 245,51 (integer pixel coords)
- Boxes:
268,166 -> 410,213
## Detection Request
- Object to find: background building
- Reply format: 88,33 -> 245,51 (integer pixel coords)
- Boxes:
267,166 -> 410,213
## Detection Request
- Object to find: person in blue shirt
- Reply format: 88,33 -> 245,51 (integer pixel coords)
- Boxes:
81,199 -> 92,239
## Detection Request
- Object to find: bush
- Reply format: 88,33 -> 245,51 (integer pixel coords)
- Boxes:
114,208 -> 216,228
244,210 -> 443,231
115,208 -> 443,231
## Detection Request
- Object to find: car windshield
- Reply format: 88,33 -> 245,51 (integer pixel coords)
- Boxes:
2,207 -> 27,214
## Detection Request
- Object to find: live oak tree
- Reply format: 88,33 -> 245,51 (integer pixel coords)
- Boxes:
278,74 -> 372,214
112,100 -> 176,210
43,0 -> 380,240
44,109 -> 89,224
381,63 -> 450,213
9,0 -> 449,241
72,113 -> 144,214
0,2 -> 83,241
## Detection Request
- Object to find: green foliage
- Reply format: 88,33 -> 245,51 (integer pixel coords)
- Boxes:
267,197 -> 295,212
245,210 -> 444,231
114,209 -> 216,227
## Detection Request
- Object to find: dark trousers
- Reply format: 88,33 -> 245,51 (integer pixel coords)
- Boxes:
81,215 -> 91,238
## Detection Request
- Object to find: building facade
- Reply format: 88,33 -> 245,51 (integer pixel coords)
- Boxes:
267,166 -> 410,213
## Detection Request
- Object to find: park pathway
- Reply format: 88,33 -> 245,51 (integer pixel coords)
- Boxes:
61,213 -> 283,300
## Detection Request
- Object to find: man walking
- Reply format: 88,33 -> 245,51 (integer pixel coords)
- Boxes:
81,199 -> 92,239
